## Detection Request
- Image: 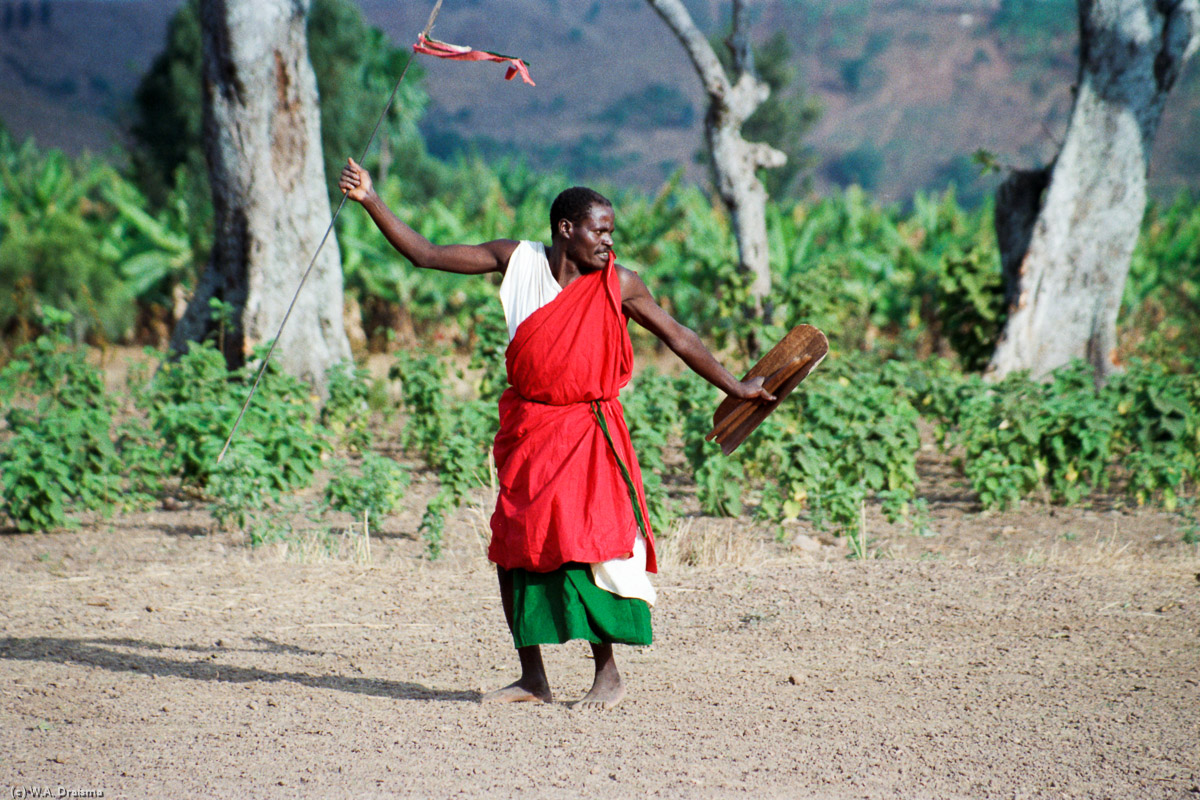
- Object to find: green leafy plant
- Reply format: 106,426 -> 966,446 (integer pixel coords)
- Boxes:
323,453 -> 409,559
748,366 -> 919,540
673,372 -> 745,518
114,418 -> 167,509
695,457 -> 746,517
392,350 -> 501,557
466,304 -> 509,404
955,372 -> 1051,509
1041,363 -> 1117,504
954,363 -> 1117,509
324,453 -> 409,521
0,310 -> 122,531
417,400 -> 498,557
393,351 -> 449,460
937,244 -> 1006,371
322,360 -> 373,453
418,490 -> 455,560
207,297 -> 234,352
1106,358 -> 1199,510
621,369 -> 681,532
1123,193 -> 1200,365
207,450 -> 295,546
139,340 -> 328,492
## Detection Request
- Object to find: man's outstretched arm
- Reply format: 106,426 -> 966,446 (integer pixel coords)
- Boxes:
618,267 -> 775,402
339,158 -> 517,275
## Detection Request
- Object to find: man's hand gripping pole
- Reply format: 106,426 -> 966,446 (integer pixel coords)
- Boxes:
216,0 -> 443,465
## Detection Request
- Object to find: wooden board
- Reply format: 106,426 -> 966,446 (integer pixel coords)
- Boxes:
706,324 -> 829,455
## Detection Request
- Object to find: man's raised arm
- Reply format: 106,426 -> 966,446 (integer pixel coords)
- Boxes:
339,158 -> 517,275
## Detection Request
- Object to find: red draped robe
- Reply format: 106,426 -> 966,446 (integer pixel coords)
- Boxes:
488,257 -> 657,575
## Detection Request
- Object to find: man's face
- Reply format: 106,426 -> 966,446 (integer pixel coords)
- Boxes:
562,204 -> 615,271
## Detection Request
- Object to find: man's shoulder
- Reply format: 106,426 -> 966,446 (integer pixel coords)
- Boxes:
485,239 -> 524,273
615,264 -> 648,297
491,238 -> 524,254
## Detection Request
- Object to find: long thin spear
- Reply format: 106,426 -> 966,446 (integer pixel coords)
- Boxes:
216,0 -> 443,465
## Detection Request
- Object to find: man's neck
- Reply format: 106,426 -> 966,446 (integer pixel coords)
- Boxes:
547,241 -> 586,289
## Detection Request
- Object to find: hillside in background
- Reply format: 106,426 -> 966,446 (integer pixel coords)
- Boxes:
1,0 -> 1197,203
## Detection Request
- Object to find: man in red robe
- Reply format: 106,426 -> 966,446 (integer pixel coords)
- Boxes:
340,159 -> 773,709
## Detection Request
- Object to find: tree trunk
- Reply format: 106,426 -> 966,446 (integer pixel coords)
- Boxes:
171,0 -> 350,391
988,0 -> 1199,384
644,0 -> 785,331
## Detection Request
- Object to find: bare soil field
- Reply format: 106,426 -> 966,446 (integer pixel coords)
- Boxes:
2,461 -> 1198,800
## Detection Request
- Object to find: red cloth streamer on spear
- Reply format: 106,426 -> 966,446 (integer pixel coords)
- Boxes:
412,33 -> 536,86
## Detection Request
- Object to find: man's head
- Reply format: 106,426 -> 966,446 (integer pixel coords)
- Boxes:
550,186 -> 614,271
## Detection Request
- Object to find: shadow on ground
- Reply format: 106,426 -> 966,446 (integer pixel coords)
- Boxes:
0,636 -> 479,703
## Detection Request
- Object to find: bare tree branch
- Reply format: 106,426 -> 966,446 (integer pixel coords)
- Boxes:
645,0 -> 730,100
645,0 -> 786,340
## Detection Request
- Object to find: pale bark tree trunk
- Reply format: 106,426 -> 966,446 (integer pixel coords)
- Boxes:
645,0 -> 785,334
172,0 -> 350,391
989,0 -> 1199,384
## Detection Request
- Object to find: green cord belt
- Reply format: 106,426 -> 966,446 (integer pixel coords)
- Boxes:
591,400 -> 650,539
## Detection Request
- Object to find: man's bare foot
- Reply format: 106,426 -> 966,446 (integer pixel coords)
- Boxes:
574,643 -> 626,710
482,642 -> 551,704
574,671 -> 626,710
481,678 -> 552,705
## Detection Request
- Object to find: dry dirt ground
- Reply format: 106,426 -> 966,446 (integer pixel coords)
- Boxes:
1,473 -> 1198,800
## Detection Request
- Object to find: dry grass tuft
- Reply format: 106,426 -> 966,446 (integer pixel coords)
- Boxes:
1018,532 -> 1140,571
277,526 -> 373,565
656,517 -> 772,569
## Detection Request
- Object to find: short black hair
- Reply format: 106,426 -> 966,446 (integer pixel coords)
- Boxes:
549,186 -> 612,236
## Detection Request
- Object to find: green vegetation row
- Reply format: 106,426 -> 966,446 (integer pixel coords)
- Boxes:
3,126 -> 1198,371
0,311 -> 388,541
2,311 -> 1196,555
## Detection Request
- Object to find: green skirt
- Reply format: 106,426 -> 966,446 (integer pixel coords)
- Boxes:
511,563 -> 652,648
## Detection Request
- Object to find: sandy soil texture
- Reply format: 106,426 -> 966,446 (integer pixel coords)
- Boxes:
1,491 -> 1197,800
